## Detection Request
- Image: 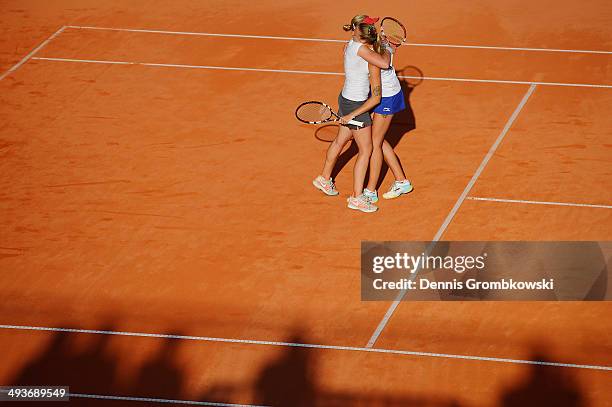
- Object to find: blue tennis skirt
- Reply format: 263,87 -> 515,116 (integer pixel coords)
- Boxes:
373,89 -> 406,115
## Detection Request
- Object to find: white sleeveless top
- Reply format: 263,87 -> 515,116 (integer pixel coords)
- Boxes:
381,52 -> 401,97
341,39 -> 370,101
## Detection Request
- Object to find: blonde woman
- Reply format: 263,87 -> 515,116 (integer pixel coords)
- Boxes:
362,40 -> 413,203
312,15 -> 390,213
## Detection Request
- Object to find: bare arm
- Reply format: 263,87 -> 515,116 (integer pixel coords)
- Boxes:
357,46 -> 391,69
341,64 -> 382,122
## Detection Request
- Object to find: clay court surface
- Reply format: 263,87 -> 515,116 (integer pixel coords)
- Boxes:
1,1 -> 611,405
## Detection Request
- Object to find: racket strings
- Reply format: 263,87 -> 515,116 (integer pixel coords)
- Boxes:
297,103 -> 332,122
382,20 -> 405,45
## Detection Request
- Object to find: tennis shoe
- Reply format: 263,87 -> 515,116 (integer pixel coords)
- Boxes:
363,188 -> 379,203
347,194 -> 378,213
383,180 -> 413,199
313,176 -> 339,196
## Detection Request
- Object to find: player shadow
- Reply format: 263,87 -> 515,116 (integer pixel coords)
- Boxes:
252,331 -> 316,407
8,323 -> 121,406
247,328 -> 461,407
6,323 -> 189,406
498,345 -> 586,407
329,73 -> 419,189
8,322 -> 461,406
128,332 -> 185,400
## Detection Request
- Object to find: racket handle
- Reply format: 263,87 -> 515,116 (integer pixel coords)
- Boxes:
348,119 -> 364,127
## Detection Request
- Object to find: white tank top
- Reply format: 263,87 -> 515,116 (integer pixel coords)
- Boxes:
341,39 -> 370,101
381,53 -> 401,97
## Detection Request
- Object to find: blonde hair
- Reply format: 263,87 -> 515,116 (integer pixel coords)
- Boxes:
342,15 -> 385,56
343,15 -> 366,31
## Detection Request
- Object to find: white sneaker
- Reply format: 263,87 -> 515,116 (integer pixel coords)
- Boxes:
312,175 -> 339,196
382,180 -> 413,199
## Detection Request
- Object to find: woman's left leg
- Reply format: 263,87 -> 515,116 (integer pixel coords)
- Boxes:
351,125 -> 374,197
366,113 -> 394,193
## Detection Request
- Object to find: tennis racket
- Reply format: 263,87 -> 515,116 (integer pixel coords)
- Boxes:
381,17 -> 407,46
295,101 -> 364,127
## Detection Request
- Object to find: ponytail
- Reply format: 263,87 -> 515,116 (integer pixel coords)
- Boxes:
343,15 -> 385,55
372,32 -> 385,55
343,15 -> 366,31
357,23 -> 385,55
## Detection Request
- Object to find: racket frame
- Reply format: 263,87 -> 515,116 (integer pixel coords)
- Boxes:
380,17 -> 407,46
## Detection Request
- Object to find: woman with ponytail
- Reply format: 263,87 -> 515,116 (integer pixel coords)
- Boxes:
312,15 -> 390,213
362,40 -> 413,203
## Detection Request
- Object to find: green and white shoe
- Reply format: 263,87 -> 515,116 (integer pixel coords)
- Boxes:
382,180 -> 413,199
363,188 -> 379,203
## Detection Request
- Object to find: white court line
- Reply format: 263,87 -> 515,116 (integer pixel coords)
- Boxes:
1,324 -> 610,371
71,393 -> 268,406
66,25 -> 345,43
365,84 -> 538,349
467,196 -> 612,209
30,57 -> 612,88
0,26 -> 66,81
31,57 -> 344,76
65,25 -> 612,54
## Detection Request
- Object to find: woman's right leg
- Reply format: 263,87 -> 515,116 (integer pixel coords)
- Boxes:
313,125 -> 353,196
347,125 -> 377,212
321,125 -> 353,179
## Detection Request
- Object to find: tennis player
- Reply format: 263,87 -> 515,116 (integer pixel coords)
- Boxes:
312,15 -> 391,213
362,40 -> 413,203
